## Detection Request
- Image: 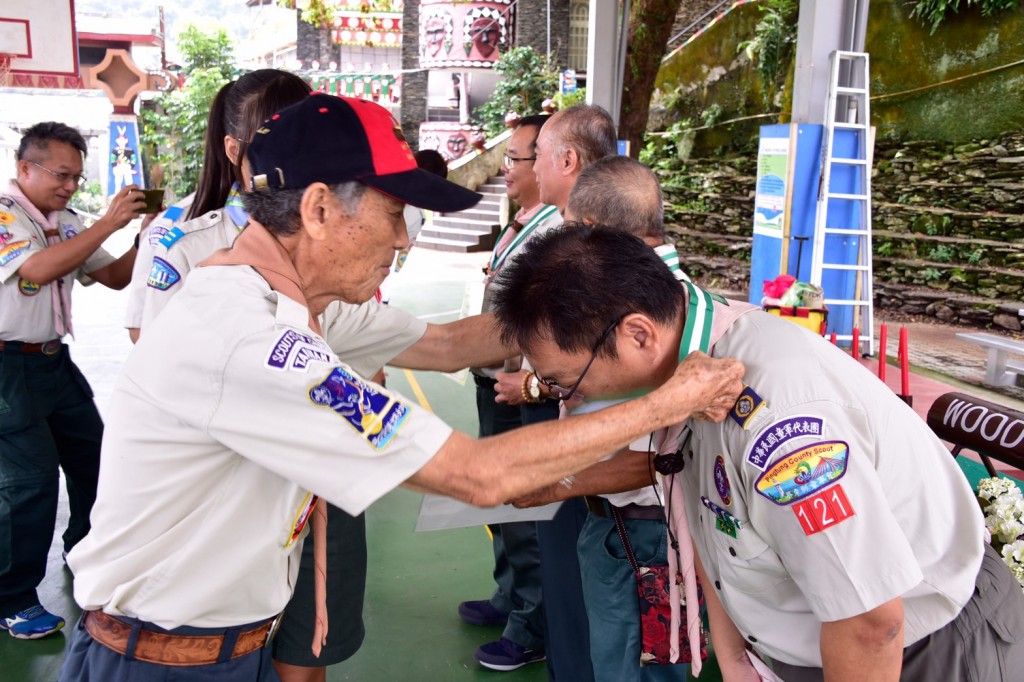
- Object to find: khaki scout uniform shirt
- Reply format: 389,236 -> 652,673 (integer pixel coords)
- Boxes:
125,206 -> 428,378
69,263 -> 452,629
124,195 -> 194,329
0,192 -> 114,342
679,309 -> 984,667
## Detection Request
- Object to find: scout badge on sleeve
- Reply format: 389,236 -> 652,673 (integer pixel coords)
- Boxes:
729,385 -> 766,429
146,257 -> 181,291
755,440 -> 850,506
309,366 -> 409,450
746,416 -> 825,471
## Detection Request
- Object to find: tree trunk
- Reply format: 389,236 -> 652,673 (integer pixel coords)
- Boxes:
619,0 -> 684,158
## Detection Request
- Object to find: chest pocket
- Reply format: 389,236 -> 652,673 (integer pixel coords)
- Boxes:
707,517 -> 788,595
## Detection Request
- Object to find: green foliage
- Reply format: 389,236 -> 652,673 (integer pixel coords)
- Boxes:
700,103 -> 725,127
928,244 -> 955,261
921,267 -> 943,281
68,181 -> 106,215
175,25 -> 236,78
966,248 -> 985,264
876,241 -> 895,256
472,48 -> 559,138
554,87 -> 587,111
910,0 -> 1021,34
141,26 -> 236,199
639,119 -> 694,170
737,0 -> 798,110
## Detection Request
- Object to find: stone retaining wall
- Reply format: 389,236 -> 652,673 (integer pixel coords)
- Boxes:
662,131 -> 1024,332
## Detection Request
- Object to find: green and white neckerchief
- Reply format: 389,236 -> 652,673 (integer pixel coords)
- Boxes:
488,204 -> 559,274
679,281 -> 717,358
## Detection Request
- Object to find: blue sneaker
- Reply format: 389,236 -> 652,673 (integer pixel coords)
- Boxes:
458,599 -> 508,627
475,636 -> 546,671
1,605 -> 65,640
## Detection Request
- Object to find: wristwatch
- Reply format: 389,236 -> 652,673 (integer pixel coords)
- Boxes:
527,372 -> 542,402
521,371 -> 542,404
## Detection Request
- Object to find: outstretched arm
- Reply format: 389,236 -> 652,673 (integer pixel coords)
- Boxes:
18,185 -> 145,287
405,352 -> 744,507
391,312 -> 513,372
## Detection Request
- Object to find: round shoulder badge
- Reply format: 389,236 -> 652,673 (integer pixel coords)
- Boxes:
18,278 -> 41,296
714,455 -> 732,506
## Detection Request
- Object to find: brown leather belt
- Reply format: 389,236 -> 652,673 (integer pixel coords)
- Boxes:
0,339 -> 62,355
83,610 -> 277,667
584,495 -> 665,521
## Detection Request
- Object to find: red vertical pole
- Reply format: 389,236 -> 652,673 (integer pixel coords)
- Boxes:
878,324 -> 888,383
899,327 -> 910,401
830,332 -> 837,346
851,328 -> 860,358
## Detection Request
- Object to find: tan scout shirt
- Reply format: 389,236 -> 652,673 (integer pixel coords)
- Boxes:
680,309 -> 984,667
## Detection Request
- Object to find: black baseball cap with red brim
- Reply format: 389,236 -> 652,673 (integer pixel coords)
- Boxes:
247,93 -> 482,213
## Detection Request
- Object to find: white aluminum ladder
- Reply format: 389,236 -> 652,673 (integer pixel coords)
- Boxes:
810,51 -> 875,357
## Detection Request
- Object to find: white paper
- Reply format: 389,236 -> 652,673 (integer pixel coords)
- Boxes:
746,651 -> 786,682
415,494 -> 562,532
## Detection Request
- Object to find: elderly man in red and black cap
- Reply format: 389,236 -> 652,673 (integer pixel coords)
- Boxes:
58,95 -> 744,681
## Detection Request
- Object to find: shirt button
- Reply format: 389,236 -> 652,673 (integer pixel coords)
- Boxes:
729,547 -> 737,557
748,635 -> 758,643
714,581 -> 721,590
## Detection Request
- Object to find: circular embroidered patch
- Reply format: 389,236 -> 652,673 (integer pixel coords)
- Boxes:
735,396 -> 754,418
0,211 -> 14,225
714,455 -> 732,506
18,278 -> 40,296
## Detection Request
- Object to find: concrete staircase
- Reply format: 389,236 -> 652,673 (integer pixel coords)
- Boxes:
416,174 -> 505,253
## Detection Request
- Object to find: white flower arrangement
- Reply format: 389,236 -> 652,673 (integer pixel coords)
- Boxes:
977,476 -> 1024,592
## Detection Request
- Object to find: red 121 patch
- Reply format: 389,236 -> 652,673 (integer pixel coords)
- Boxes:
792,484 -> 854,536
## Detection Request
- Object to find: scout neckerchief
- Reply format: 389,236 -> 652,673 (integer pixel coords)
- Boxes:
199,223 -> 328,658
5,180 -> 73,337
224,183 -> 249,231
660,280 -> 715,672
487,204 -> 558,275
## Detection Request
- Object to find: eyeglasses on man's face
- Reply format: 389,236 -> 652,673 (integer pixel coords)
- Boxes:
502,154 -> 536,168
29,161 -> 86,188
537,317 -> 622,402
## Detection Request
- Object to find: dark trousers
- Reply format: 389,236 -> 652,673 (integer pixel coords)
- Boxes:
523,400 -> 597,682
0,346 -> 101,615
59,614 -> 280,681
272,504 -> 367,667
773,543 -> 1024,681
475,376 -> 546,650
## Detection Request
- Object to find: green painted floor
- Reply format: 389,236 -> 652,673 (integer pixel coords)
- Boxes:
3,246 -> 725,681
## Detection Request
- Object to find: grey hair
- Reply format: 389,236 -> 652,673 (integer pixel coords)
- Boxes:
242,181 -> 367,236
550,104 -> 617,168
567,156 -> 665,241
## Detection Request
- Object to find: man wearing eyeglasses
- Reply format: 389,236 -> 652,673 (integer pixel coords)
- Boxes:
0,121 -> 144,640
495,225 -> 1024,682
463,114 -> 564,672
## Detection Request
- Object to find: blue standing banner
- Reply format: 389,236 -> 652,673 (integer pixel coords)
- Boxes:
107,115 -> 144,196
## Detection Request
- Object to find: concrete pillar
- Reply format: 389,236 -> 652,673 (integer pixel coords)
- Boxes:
586,0 -> 620,124
791,0 -> 870,124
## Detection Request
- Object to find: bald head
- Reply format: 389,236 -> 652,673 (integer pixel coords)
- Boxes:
566,156 -> 665,244
533,103 -> 617,212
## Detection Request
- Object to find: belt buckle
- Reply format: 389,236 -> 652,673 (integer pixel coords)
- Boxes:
41,340 -> 61,356
265,613 -> 284,646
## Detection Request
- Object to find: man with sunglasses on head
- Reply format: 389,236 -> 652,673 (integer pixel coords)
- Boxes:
0,121 -> 145,639
463,114 -> 563,673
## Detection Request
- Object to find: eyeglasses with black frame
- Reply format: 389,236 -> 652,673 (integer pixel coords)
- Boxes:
502,154 -> 536,167
28,161 -> 87,188
536,316 -> 622,402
